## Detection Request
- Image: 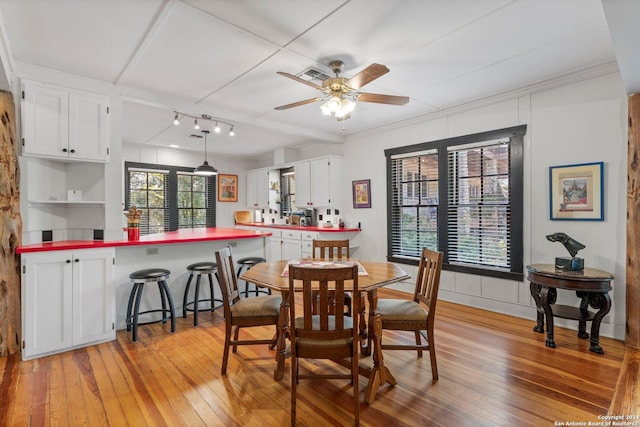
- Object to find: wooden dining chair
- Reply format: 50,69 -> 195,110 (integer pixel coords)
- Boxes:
288,264 -> 360,427
377,247 -> 444,380
215,246 -> 281,375
311,239 -> 353,316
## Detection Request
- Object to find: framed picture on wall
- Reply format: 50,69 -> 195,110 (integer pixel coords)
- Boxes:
549,162 -> 604,221
352,179 -> 371,208
218,174 -> 238,202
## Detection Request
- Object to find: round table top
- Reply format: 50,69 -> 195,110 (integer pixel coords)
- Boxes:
526,263 -> 614,281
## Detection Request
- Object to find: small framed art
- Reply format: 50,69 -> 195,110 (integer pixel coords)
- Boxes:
218,174 -> 238,202
352,179 -> 371,209
549,162 -> 603,221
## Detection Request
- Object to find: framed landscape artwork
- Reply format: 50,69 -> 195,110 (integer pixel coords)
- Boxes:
218,174 -> 238,202
352,179 -> 371,209
549,162 -> 604,221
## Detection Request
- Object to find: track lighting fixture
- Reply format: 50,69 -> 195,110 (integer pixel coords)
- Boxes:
172,111 -> 236,137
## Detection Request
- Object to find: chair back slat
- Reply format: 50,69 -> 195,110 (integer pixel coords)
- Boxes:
413,248 -> 444,318
289,265 -> 358,340
311,239 -> 350,259
215,246 -> 241,314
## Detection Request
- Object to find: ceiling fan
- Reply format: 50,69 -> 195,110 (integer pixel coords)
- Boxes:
274,60 -> 409,121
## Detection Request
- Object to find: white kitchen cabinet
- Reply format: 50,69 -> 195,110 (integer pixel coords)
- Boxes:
21,79 -> 110,162
294,156 -> 343,208
269,229 -> 282,261
21,248 -> 115,360
246,168 -> 270,208
282,230 -> 302,260
301,231 -> 319,258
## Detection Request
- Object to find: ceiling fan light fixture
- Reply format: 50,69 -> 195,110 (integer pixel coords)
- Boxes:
326,96 -> 342,113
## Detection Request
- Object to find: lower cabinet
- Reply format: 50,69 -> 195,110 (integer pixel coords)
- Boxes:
21,248 -> 115,360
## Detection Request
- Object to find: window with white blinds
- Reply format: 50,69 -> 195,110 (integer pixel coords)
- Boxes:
125,162 -> 215,235
385,125 -> 526,281
127,167 -> 169,235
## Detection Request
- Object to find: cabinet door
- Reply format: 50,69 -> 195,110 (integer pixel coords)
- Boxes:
21,81 -> 69,159
22,251 -> 73,359
282,239 -> 302,260
270,237 -> 283,261
69,92 -> 109,162
72,249 -> 115,346
294,161 -> 311,207
310,158 -> 331,207
246,170 -> 258,207
256,169 -> 270,207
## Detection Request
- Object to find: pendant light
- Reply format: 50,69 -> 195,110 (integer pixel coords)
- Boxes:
194,130 -> 218,176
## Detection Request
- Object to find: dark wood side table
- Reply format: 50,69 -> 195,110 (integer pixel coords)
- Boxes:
526,264 -> 613,354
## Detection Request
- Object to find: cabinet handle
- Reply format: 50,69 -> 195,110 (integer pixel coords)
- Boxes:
66,259 -> 71,263
62,148 -> 68,153
70,149 -> 76,153
74,259 -> 79,263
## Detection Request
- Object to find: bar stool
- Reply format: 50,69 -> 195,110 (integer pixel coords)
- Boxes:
236,256 -> 270,297
182,261 -> 222,326
126,268 -> 176,342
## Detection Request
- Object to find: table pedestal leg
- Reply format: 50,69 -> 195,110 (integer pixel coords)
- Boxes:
364,289 -> 397,405
530,283 -> 545,333
540,287 -> 556,348
588,292 -> 611,354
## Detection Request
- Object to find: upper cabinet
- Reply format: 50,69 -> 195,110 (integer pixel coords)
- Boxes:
295,156 -> 343,208
246,168 -> 270,208
21,80 -> 110,162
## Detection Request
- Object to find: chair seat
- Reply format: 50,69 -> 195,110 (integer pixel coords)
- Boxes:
378,299 -> 428,321
294,316 -> 354,346
186,261 -> 217,272
129,268 -> 170,281
230,294 -> 281,318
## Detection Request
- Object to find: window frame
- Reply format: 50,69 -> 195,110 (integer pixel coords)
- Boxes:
124,161 -> 216,234
385,125 -> 526,281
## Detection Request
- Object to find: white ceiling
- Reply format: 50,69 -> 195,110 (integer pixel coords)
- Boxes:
0,0 -> 628,159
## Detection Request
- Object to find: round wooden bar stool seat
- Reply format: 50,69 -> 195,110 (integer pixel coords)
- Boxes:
182,261 -> 222,326
236,256 -> 270,297
126,268 -> 175,342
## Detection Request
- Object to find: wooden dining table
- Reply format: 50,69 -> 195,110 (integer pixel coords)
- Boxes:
240,258 -> 410,404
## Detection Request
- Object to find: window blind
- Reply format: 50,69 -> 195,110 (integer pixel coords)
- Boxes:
447,140 -> 511,268
389,151 -> 439,258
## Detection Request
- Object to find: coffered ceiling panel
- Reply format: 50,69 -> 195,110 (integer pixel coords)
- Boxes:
0,0 -> 628,159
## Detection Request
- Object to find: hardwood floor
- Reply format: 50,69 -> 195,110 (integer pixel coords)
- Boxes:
0,291 -> 627,426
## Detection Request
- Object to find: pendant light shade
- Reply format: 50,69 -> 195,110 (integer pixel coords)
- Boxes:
194,130 -> 218,176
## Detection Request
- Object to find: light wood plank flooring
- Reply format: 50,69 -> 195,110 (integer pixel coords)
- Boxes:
0,291 -> 627,426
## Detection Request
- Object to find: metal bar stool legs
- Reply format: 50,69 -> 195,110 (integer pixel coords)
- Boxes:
236,256 -> 269,297
126,268 -> 175,342
183,262 -> 222,326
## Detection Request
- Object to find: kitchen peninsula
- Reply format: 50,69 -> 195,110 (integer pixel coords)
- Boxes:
17,227 -> 271,360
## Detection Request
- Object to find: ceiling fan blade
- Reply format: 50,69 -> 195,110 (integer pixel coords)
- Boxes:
274,97 -> 324,110
358,92 -> 409,105
345,63 -> 389,90
276,71 -> 324,91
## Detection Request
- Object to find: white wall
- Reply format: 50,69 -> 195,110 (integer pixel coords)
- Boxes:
341,72 -> 628,340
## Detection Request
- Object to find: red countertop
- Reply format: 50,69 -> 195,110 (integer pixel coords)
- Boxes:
236,223 -> 360,232
16,227 -> 272,254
